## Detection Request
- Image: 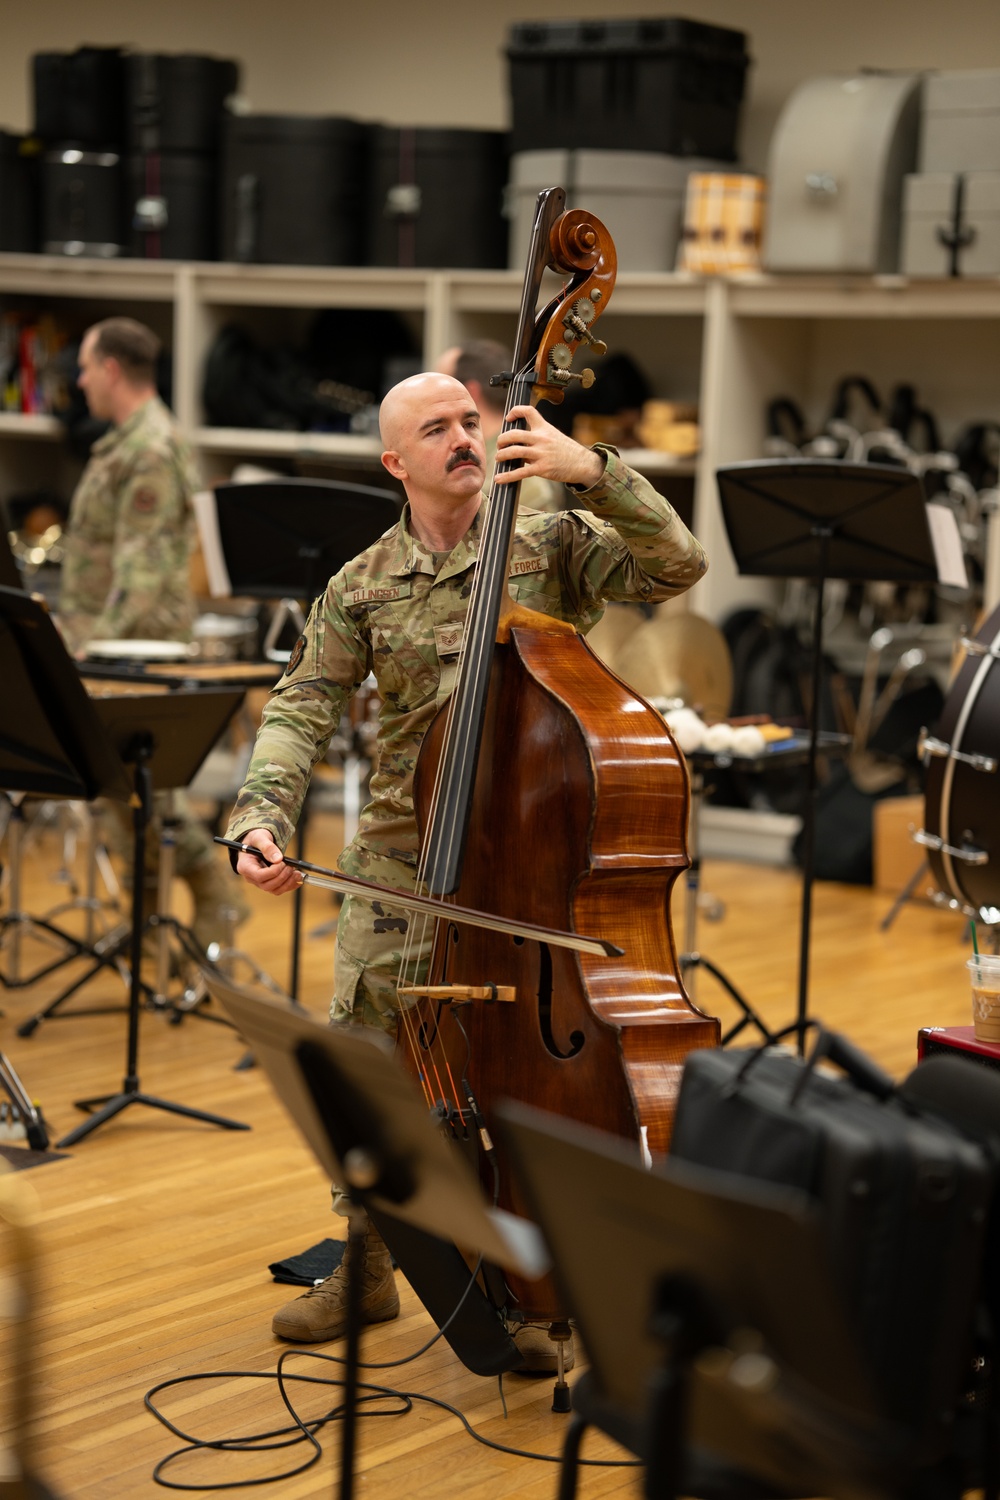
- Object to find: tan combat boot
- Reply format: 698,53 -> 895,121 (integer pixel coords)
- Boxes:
271,1220 -> 400,1343
508,1319 -> 575,1374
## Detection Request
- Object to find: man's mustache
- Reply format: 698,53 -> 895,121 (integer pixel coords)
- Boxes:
446,448 -> 482,472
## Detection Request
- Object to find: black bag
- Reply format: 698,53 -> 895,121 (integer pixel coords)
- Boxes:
202,325 -> 370,433
670,1032 -> 996,1457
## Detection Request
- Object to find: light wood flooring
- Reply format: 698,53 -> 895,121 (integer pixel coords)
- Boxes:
0,804 -> 974,1499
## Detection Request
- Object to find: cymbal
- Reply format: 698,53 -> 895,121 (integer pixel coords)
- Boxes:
584,602 -> 647,669
611,611 -> 733,721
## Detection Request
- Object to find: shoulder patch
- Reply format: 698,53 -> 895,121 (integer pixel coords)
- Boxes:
131,486 -> 158,514
284,634 -> 307,677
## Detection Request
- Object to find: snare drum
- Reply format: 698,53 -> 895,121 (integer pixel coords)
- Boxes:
918,603 -> 1000,921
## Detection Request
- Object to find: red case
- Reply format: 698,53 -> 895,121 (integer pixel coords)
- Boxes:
918,1025 -> 1000,1067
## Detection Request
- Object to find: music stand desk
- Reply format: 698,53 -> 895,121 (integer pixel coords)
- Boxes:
0,586 -> 249,1145
716,460 -> 938,1052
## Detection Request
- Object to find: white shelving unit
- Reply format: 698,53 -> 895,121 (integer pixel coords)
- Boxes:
2,253 -> 999,620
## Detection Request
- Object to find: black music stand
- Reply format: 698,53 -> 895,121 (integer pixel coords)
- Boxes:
0,587 -> 250,1146
211,478 -> 402,1000
715,461 -> 938,1051
200,973 -> 545,1500
495,1099 -> 931,1500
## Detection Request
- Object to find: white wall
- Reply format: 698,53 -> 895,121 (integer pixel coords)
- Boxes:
2,0 -> 999,172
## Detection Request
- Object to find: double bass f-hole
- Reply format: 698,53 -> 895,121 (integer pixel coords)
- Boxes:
536,943 -> 585,1060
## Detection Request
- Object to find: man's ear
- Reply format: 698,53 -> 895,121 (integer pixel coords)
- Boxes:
381,449 -> 407,481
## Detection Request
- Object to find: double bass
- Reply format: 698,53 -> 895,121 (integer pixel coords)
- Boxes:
386,189 -> 720,1337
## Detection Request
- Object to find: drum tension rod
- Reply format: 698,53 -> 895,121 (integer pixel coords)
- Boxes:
918,730 -> 998,774
912,828 -> 989,865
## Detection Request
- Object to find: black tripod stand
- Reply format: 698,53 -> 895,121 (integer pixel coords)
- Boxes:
716,460 -> 939,1051
0,586 -> 250,1146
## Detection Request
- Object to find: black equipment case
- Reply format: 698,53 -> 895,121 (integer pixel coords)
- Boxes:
32,47 -> 127,148
220,114 -> 368,266
41,148 -> 123,257
125,54 -> 239,154
506,17 -> 750,159
124,55 -> 239,261
670,1033 -> 996,1459
366,126 -> 508,269
0,133 -> 38,253
126,153 -> 216,261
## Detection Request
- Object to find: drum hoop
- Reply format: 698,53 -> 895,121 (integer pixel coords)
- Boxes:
940,618 -> 1000,904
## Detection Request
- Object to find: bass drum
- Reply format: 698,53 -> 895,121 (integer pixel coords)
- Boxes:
920,603 -> 1000,920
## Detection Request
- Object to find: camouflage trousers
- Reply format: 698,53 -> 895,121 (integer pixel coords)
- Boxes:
330,841 -> 431,1039
328,840 -> 431,1216
101,789 -> 218,886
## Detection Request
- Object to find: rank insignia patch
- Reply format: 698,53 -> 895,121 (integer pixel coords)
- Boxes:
284,634 -> 307,676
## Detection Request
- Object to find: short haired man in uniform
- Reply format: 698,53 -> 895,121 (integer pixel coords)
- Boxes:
59,316 -> 248,952
225,371 -> 708,1364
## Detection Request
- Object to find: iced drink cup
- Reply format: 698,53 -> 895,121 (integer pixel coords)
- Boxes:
969,954 -> 1000,1043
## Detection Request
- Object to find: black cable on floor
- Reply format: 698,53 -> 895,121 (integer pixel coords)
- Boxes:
145,1350 -> 641,1491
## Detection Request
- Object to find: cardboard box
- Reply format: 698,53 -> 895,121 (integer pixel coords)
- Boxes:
873,794 -> 934,895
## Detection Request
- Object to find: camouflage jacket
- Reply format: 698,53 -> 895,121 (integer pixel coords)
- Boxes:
226,446 -> 708,863
58,396 -> 198,652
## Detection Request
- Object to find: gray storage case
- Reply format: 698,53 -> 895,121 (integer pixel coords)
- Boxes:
920,70 -> 1000,174
901,171 -> 1000,276
506,148 -> 724,272
764,73 -> 922,274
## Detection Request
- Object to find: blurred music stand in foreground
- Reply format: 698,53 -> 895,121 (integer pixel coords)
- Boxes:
0,587 -> 249,1147
716,461 -> 939,1052
198,477 -> 402,661
195,477 -> 403,1001
199,972 -> 547,1500
496,1099 -> 939,1500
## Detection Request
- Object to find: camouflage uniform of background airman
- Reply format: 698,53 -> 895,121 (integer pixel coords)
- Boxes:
59,395 -> 239,934
59,395 -> 198,653
226,446 -> 707,1033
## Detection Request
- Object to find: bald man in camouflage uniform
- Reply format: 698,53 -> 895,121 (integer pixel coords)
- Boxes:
227,371 -> 707,1360
60,317 -> 248,950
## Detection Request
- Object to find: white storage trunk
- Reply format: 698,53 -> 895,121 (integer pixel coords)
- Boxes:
901,171 -> 1000,276
763,73 -> 922,274
506,149 -> 724,272
920,70 -> 1000,174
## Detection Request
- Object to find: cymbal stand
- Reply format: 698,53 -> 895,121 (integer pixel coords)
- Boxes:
679,767 -> 779,1047
57,744 -> 249,1147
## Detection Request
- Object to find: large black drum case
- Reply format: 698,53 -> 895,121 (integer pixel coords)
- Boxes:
124,54 -> 239,154
366,127 -> 508,269
220,115 -> 368,265
32,47 -> 127,148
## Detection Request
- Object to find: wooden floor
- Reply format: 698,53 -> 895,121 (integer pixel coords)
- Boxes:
0,804 -> 974,1499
